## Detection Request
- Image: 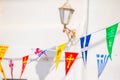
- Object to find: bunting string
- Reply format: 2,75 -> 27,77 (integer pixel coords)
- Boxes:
0,22 -> 120,79
64,22 -> 120,49
1,22 -> 120,61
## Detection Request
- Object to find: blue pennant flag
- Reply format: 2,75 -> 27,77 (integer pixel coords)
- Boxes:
96,54 -> 109,78
80,34 -> 91,64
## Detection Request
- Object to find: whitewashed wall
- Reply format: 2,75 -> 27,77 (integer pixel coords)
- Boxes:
0,0 -> 120,80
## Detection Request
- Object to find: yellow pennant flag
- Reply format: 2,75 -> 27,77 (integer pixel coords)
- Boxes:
0,63 -> 6,80
55,43 -> 66,69
0,45 -> 9,62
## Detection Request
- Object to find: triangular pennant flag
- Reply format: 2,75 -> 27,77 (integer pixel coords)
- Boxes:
55,43 -> 66,69
0,45 -> 8,80
96,54 -> 109,78
9,59 -> 14,79
0,45 -> 9,62
80,34 -> 91,64
20,55 -> 29,79
37,49 -> 47,57
0,63 -> 6,80
34,48 -> 42,55
106,23 -> 118,60
28,50 -> 47,64
65,52 -> 78,75
34,48 -> 47,56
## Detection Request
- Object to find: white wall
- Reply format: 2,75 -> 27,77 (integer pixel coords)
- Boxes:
88,0 -> 120,80
0,0 -> 120,80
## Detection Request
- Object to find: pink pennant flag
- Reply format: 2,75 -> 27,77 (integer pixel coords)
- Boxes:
34,48 -> 47,56
9,59 -> 14,79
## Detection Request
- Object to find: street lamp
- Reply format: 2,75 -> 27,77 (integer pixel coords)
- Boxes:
59,0 -> 76,40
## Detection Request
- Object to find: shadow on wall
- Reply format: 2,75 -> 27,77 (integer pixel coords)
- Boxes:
36,49 -> 56,80
35,30 -> 120,80
36,61 -> 53,80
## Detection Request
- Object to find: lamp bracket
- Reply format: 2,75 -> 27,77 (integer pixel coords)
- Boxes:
63,25 -> 76,41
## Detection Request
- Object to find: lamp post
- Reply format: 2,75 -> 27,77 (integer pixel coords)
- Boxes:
59,0 -> 76,40
59,0 -> 89,80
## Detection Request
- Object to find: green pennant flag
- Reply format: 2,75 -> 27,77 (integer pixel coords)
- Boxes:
106,23 -> 118,60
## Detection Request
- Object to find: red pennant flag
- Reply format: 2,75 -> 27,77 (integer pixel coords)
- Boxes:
20,55 -> 29,79
65,52 -> 78,75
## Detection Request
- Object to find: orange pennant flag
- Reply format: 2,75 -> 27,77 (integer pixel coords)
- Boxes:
0,63 -> 6,80
55,43 -> 66,69
20,55 -> 29,79
0,45 -> 9,62
65,52 -> 78,75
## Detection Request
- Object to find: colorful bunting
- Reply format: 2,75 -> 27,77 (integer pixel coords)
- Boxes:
0,63 -> 6,80
34,48 -> 42,55
20,55 -> 29,79
55,43 -> 66,69
9,59 -> 14,79
37,49 -> 47,57
28,50 -> 47,64
0,22 -> 119,79
0,45 -> 8,80
65,52 -> 78,75
34,48 -> 47,56
0,45 -> 9,62
106,23 -> 118,60
96,54 -> 109,78
80,34 -> 91,64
